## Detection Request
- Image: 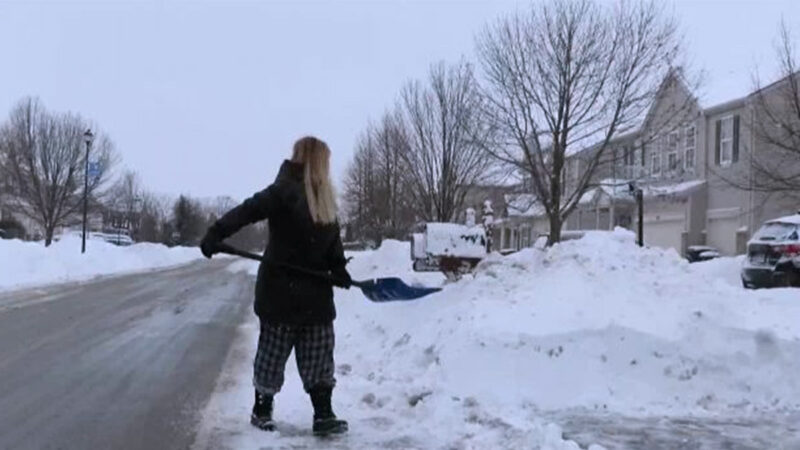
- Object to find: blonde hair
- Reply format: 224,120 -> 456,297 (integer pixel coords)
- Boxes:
292,136 -> 338,224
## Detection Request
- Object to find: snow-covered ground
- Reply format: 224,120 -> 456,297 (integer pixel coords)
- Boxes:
194,230 -> 800,449
0,236 -> 204,292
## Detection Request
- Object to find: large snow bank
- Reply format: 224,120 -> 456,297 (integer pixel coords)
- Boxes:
0,236 -> 203,291
197,233 -> 800,449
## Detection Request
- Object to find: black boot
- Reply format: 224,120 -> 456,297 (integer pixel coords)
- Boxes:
309,386 -> 348,436
250,390 -> 275,431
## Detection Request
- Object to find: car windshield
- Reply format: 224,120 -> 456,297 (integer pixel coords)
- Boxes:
753,222 -> 799,241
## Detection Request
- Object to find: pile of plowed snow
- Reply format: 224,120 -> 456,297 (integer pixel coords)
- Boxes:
0,236 -> 203,291
339,230 -> 800,417
198,230 -> 800,449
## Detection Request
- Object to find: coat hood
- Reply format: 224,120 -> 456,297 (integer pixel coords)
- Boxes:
277,160 -> 304,182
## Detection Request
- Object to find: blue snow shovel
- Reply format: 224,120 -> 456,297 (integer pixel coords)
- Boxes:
215,242 -> 442,302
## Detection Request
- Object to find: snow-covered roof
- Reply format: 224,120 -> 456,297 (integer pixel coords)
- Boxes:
642,180 -> 706,199
504,194 -> 546,218
698,70 -> 751,110
579,179 -> 636,205
579,179 -> 706,207
766,213 -> 800,225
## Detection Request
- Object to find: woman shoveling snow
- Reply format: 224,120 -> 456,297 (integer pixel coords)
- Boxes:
199,136 -> 351,437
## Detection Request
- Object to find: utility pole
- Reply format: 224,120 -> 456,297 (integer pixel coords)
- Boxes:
629,182 -> 644,247
636,189 -> 644,247
82,129 -> 94,254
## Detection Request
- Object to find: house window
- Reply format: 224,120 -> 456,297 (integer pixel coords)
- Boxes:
651,153 -> 661,175
720,116 -> 734,165
640,143 -> 647,167
667,132 -> 679,171
668,152 -> 678,171
684,125 -> 696,171
622,146 -> 633,166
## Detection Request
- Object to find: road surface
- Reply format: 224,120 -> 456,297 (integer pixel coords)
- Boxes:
2,260 -> 798,450
0,260 -> 252,450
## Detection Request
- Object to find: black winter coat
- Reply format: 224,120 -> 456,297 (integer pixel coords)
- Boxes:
204,160 -> 349,325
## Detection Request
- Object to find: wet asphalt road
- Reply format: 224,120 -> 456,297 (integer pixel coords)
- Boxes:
0,260 -> 252,450
2,260 -> 798,450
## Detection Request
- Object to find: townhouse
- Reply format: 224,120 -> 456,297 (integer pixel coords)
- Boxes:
495,70 -> 799,256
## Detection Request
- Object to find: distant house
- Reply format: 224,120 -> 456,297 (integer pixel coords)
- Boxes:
492,70 -> 799,256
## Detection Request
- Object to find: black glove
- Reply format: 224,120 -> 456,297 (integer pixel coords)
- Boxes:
200,234 -> 220,259
331,268 -> 352,289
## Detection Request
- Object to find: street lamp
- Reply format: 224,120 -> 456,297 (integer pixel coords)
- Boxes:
82,129 -> 94,254
628,182 -> 644,247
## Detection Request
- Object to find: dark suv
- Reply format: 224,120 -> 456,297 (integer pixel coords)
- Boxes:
742,214 -> 800,288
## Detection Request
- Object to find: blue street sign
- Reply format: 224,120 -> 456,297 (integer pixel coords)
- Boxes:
88,162 -> 102,180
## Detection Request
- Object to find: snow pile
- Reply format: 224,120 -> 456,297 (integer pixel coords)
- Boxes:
689,255 -> 746,287
0,236 -> 204,291
196,232 -> 800,449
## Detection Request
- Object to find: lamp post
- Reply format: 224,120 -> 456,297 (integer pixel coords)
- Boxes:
628,182 -> 644,247
82,129 -> 94,254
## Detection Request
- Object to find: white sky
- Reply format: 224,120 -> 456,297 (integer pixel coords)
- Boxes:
0,0 -> 798,201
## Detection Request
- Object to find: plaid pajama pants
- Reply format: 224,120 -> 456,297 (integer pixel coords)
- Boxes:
253,321 -> 336,395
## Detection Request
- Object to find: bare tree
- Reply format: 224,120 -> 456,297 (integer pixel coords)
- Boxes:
343,112 -> 419,243
398,60 -> 496,223
740,21 -> 800,198
201,195 -> 269,251
343,129 -> 382,243
210,196 -> 238,219
107,170 -> 143,239
137,191 -> 168,243
173,194 -> 205,246
372,111 -> 417,238
0,97 -> 117,245
476,0 -> 683,244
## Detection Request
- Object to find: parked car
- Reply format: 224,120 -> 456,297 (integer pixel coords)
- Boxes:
686,245 -> 721,263
741,213 -> 800,288
102,232 -> 134,246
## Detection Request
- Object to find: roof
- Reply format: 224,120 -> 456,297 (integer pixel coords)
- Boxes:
504,194 -> 546,218
642,180 -> 706,199
579,179 -> 707,207
698,70 -> 750,110
579,179 -> 639,206
766,213 -> 800,225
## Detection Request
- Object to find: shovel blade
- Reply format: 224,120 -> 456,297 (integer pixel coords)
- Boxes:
357,278 -> 441,302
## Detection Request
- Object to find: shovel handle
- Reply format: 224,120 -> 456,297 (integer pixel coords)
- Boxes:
214,242 -> 366,287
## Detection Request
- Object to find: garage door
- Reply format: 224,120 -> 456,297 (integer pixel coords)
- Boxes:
706,217 -> 739,256
643,216 -> 684,254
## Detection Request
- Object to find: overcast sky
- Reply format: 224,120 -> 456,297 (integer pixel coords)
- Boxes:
0,0 -> 798,201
